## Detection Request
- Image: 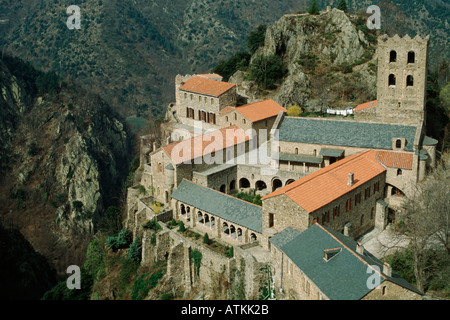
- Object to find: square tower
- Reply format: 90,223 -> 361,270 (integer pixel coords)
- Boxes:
376,34 -> 429,126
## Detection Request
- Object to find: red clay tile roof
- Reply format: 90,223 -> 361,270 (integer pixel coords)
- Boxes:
219,106 -> 236,115
180,76 -> 235,97
235,99 -> 287,123
219,100 -> 286,123
162,126 -> 250,165
354,100 -> 377,112
376,151 -> 413,169
262,150 -> 386,213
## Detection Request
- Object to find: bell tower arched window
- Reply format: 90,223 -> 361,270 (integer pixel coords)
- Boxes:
389,74 -> 396,87
406,75 -> 414,87
389,50 -> 397,63
408,51 -> 415,64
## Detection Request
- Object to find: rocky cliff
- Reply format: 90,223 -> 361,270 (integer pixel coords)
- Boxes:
229,8 -> 379,110
0,56 -> 132,275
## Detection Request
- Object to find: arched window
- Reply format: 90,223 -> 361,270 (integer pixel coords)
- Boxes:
184,93 -> 187,99
396,139 -> 402,149
408,51 -> 415,64
389,74 -> 396,86
234,113 -> 237,121
190,94 -> 193,100
406,75 -> 414,87
389,50 -> 397,63
360,214 -> 364,226
397,169 -> 403,176
295,148 -> 299,155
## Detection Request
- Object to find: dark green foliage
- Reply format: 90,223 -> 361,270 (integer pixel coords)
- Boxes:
308,0 -> 319,15
35,71 -> 60,95
249,54 -> 285,89
203,233 -> 210,245
191,249 -> 202,276
41,267 -> 93,300
336,0 -> 348,13
106,236 -> 119,251
131,269 -> 164,300
83,238 -> 106,280
212,51 -> 251,81
106,228 -> 132,251
247,25 -> 267,54
128,236 -> 142,263
116,228 -> 133,249
384,250 -> 416,284
178,221 -> 186,232
253,195 -> 262,206
226,246 -> 234,258
234,192 -> 262,206
142,219 -> 161,231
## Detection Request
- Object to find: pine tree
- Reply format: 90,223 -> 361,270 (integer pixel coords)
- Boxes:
308,0 -> 319,15
337,0 -> 348,13
128,236 -> 142,263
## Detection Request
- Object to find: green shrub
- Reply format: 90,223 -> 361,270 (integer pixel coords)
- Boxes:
116,228 -> 133,249
203,233 -> 210,245
308,0 -> 319,15
226,246 -> 234,258
247,25 -> 267,54
249,54 -> 285,89
128,236 -> 142,263
142,219 -> 161,231
178,221 -> 186,232
106,236 -> 119,251
191,249 -> 202,276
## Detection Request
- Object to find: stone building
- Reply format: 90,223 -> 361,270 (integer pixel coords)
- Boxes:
171,179 -> 263,244
262,150 -> 388,243
175,74 -> 237,131
127,34 -> 434,300
145,125 -> 251,204
376,34 -> 429,126
269,224 -> 422,300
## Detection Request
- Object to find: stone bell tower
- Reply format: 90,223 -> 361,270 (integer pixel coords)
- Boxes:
376,34 -> 429,126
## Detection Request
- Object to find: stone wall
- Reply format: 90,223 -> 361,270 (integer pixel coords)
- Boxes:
362,281 -> 421,300
141,222 -> 268,299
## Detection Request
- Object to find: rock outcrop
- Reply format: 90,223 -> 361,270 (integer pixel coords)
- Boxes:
0,56 -> 132,274
230,9 -> 378,109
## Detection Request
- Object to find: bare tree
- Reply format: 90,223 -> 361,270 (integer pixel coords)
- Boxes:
397,155 -> 450,292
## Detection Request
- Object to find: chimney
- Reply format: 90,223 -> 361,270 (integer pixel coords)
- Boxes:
153,141 -> 157,152
356,242 -> 364,255
347,173 -> 354,186
383,262 -> 392,277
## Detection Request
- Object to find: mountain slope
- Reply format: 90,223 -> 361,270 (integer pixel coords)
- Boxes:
0,55 -> 132,275
0,0 -> 447,120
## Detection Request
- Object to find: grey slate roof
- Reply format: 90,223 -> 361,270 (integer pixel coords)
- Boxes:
270,224 -> 422,300
171,179 -> 262,233
278,117 -> 418,152
274,153 -> 323,164
423,136 -> 438,146
319,148 -> 345,158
